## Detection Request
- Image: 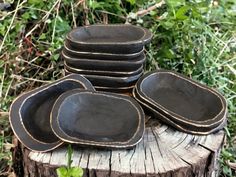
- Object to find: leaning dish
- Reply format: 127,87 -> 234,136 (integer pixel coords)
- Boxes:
133,88 -> 227,135
61,51 -> 145,72
135,70 -> 227,128
50,89 -> 145,148
65,24 -> 152,54
9,74 -> 94,152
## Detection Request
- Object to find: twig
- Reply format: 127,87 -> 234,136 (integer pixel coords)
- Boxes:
51,0 -> 61,44
0,112 -> 9,117
0,64 -> 6,98
3,78 -> 14,101
135,0 -> 165,17
97,10 -> 126,19
24,0 -> 60,38
11,74 -> 51,83
15,57 -> 47,70
102,13 -> 108,24
83,0 -> 89,25
71,2 -> 77,27
76,0 -> 85,7
0,0 -> 25,53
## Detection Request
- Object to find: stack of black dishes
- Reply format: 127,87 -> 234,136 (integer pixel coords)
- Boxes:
133,69 -> 227,135
61,24 -> 152,94
10,74 -> 145,152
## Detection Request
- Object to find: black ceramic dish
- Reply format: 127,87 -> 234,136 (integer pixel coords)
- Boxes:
50,89 -> 145,148
133,87 -> 226,132
133,88 -> 227,135
135,70 -> 227,128
95,85 -> 134,93
82,72 -> 142,87
65,24 -> 152,54
64,61 -> 143,77
63,42 -> 144,60
9,74 -> 94,152
61,51 -> 145,72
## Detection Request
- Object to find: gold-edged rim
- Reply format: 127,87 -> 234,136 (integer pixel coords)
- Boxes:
9,88 -> 63,152
61,50 -> 146,64
136,70 -> 227,126
64,61 -> 143,76
50,90 -> 145,148
66,24 -> 152,45
95,85 -> 134,90
133,88 -> 227,135
11,74 -> 94,146
63,42 -> 145,57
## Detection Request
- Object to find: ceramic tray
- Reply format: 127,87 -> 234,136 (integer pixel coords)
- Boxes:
9,74 -> 94,152
50,89 -> 145,148
63,43 -> 144,60
135,70 -> 227,128
133,88 -> 227,135
65,24 -> 152,54
61,51 -> 145,72
64,61 -> 143,77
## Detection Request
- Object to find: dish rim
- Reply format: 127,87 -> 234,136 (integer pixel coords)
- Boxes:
61,50 -> 146,64
66,24 -> 153,45
50,89 -> 145,148
9,74 -> 94,152
133,88 -> 227,135
135,69 -> 227,125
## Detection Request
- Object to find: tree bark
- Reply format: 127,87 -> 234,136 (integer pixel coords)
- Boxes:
16,121 -> 225,177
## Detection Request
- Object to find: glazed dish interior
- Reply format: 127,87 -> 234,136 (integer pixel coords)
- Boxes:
69,25 -> 144,43
56,92 -> 140,142
20,80 -> 88,143
140,72 -> 223,121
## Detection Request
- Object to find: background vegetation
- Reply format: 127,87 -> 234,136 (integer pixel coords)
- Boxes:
0,0 -> 235,176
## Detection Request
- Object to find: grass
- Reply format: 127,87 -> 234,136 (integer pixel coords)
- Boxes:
0,0 -> 235,176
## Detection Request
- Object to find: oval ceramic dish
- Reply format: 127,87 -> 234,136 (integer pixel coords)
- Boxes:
133,88 -> 227,135
64,68 -> 142,87
135,70 -> 227,128
65,24 -> 152,54
82,72 -> 142,87
64,61 -> 143,77
63,43 -> 144,60
9,74 -> 94,152
133,87 -> 226,133
61,51 -> 145,72
50,89 -> 145,148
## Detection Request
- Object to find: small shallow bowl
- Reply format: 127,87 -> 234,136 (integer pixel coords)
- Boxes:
61,51 -> 145,72
64,69 -> 142,87
63,42 -> 144,60
65,24 -> 152,54
64,61 -> 143,77
133,88 -> 227,135
50,89 -> 145,148
9,74 -> 94,152
135,70 -> 227,128
82,72 -> 142,87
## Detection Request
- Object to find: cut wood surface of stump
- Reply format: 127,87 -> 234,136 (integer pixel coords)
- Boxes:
19,122 -> 225,177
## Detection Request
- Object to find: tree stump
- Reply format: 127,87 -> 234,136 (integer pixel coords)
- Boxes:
18,121 -> 225,177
